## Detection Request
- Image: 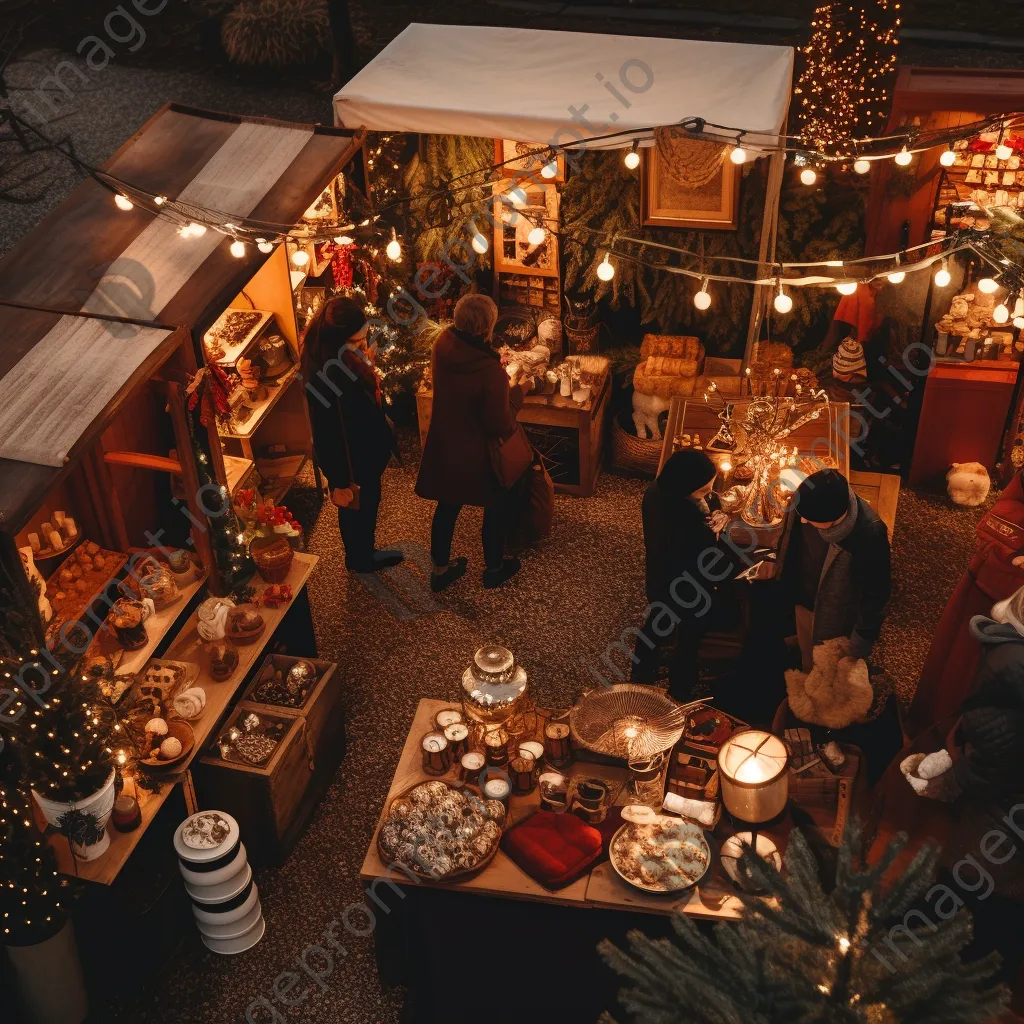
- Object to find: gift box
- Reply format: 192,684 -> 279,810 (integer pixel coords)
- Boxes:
500,810 -> 603,890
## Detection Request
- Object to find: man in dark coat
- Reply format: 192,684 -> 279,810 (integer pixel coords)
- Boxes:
415,293 -> 529,590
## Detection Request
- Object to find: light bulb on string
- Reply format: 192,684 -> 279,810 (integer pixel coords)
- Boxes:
596,253 -> 615,282
774,280 -> 792,314
994,303 -> 1010,325
934,260 -> 951,288
624,140 -> 641,170
887,271 -> 905,284
799,166 -> 817,186
114,194 -> 133,211
180,222 -> 206,239
541,158 -> 558,179
853,158 -> 871,174
527,225 -> 546,246
333,235 -> 354,246
291,248 -> 310,268
939,146 -> 956,168
997,137 -> 1013,161
836,280 -> 858,295
729,145 -> 747,165
153,195 -> 166,205
894,147 -> 913,166
694,278 -> 711,311
229,240 -> 246,259
470,226 -> 489,254
508,186 -> 527,208
386,229 -> 402,262
1014,296 -> 1024,319
256,238 -> 274,254
977,277 -> 999,294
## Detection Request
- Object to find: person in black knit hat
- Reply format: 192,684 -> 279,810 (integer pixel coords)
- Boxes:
631,450 -> 732,701
758,468 -> 891,672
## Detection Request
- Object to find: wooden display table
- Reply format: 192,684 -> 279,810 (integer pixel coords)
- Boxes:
415,370 -> 611,497
44,553 -> 319,885
360,699 -> 861,923
849,470 -> 900,539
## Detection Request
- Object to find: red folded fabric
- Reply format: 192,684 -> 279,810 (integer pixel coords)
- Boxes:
501,810 -> 604,890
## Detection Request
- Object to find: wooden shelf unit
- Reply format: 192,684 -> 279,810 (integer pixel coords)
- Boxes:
222,365 -> 301,440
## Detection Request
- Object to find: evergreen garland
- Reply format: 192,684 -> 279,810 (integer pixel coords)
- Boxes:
0,750 -> 72,946
600,825 -> 1008,1024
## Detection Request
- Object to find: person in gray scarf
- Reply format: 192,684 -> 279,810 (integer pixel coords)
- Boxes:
762,469 -> 891,671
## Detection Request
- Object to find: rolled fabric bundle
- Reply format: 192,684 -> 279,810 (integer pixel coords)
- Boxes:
662,791 -> 717,828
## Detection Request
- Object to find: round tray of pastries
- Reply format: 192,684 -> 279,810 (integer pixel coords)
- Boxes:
376,780 -> 506,883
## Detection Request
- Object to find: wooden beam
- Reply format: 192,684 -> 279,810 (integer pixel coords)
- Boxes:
103,452 -> 182,474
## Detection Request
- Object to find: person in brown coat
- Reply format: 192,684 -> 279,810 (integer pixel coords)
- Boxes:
416,293 -> 532,590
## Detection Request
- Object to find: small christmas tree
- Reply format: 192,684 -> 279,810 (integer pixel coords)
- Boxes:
0,750 -> 72,946
600,825 -> 1008,1024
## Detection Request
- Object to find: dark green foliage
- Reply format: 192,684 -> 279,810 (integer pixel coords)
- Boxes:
600,825 -> 1008,1024
221,0 -> 330,68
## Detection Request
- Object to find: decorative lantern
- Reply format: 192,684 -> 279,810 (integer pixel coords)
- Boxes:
460,644 -> 528,727
718,729 -> 789,824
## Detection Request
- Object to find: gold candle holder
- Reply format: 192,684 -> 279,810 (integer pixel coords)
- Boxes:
421,731 -> 450,776
543,721 -> 572,768
459,750 -> 485,786
443,721 -> 470,761
509,756 -> 535,795
484,727 -> 510,767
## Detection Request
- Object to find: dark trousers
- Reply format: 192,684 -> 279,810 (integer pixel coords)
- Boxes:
338,474 -> 382,571
631,606 -> 702,703
430,502 -> 505,570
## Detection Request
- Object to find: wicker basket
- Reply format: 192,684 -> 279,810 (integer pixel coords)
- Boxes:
249,536 -> 294,584
611,412 -> 663,476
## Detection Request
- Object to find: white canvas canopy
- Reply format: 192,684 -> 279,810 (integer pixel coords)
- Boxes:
334,23 -> 794,148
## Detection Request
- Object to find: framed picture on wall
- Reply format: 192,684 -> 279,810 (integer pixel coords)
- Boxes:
640,136 -> 740,230
495,139 -> 566,183
492,179 -> 560,278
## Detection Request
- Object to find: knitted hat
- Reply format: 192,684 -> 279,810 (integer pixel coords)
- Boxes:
658,450 -> 717,503
833,337 -> 866,380
794,469 -> 851,523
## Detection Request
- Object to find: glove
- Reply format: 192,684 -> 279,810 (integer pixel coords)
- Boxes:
900,750 -> 961,803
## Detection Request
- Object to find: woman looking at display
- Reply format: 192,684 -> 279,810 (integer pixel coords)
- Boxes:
631,449 -> 731,700
416,292 -> 532,591
302,296 -> 402,573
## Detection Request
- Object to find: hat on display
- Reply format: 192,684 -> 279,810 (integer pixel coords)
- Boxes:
832,337 -> 867,382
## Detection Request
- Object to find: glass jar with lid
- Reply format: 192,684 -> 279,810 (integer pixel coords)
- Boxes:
460,644 -> 528,727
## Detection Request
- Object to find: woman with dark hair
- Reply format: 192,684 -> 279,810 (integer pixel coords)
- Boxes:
416,293 -> 532,591
631,450 -> 730,700
302,296 -> 402,572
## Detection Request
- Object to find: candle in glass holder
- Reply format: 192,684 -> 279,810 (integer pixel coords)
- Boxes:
443,721 -> 469,760
519,740 -> 544,763
484,727 -> 510,767
421,731 -> 451,776
538,771 -> 568,812
482,776 -> 511,807
543,721 -> 572,767
509,756 -> 536,795
111,794 -> 141,832
459,750 -> 485,786
434,708 -> 463,731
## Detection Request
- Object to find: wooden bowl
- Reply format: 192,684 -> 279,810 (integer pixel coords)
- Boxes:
227,605 -> 266,646
139,720 -> 194,770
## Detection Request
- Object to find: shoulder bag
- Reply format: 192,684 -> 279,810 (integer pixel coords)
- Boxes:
489,422 -> 533,490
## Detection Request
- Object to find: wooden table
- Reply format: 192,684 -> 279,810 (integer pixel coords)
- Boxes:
849,470 -> 900,539
361,699 -> 860,923
415,370 -> 611,497
45,552 -> 318,885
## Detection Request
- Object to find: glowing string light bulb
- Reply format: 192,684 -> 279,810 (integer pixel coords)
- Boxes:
624,140 -> 641,170
887,271 -> 905,284
596,253 -> 615,282
994,303 -> 1010,325
774,280 -> 793,314
386,229 -> 403,262
799,166 -> 817,186
229,240 -> 246,259
730,145 -> 747,165
541,158 -> 558,179
256,238 -> 274,254
333,235 -> 354,246
853,159 -> 871,174
997,139 -> 1013,161
291,248 -> 310,268
977,277 -> 999,294
693,279 -> 711,311
114,194 -> 133,211
934,260 -> 951,288
470,226 -> 489,254
836,280 -> 858,295
894,147 -> 913,166
527,225 -> 546,246
939,147 -> 956,167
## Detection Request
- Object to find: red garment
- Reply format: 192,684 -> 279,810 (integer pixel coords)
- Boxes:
907,471 -> 1024,734
833,284 -> 882,344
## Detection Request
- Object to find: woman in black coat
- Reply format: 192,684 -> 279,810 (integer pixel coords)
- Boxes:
302,297 -> 401,572
632,450 -> 730,701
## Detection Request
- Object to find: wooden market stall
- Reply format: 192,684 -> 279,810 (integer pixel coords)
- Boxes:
0,105 -> 361,894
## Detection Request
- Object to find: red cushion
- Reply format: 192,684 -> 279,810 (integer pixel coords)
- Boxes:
501,810 -> 604,889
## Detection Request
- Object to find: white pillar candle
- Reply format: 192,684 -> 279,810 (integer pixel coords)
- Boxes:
519,740 -> 544,762
482,777 -> 510,803
65,518 -> 78,538
53,511 -> 66,527
28,533 -> 40,552
434,708 -> 463,730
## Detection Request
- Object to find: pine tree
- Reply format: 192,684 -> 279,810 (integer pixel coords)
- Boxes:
0,749 -> 72,946
600,825 -> 1008,1024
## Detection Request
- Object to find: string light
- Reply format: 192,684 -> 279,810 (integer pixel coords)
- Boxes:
939,146 -> 956,167
624,140 -> 641,170
256,238 -> 274,254
541,158 -> 558,179
977,277 -> 999,294
508,186 -> 527,208
596,253 -> 616,282
994,302 -> 1010,324
527,225 -> 547,246
996,132 -> 1013,161
894,147 -> 913,166
853,158 -> 871,174
333,235 -> 354,246
179,222 -> 206,239
229,240 -> 246,258
774,280 -> 793,314
799,166 -> 818,186
470,226 -> 489,254
836,280 -> 858,295
386,228 -> 402,262
113,194 -> 133,211
729,145 -> 747,165
887,270 -> 905,284
153,195 -> 166,205
694,278 -> 712,310
291,247 -> 310,268
934,260 -> 951,288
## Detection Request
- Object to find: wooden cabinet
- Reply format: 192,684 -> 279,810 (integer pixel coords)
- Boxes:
909,360 -> 1020,486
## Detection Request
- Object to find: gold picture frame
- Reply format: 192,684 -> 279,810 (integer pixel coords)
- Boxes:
495,139 -> 566,183
492,179 -> 560,278
640,145 -> 740,230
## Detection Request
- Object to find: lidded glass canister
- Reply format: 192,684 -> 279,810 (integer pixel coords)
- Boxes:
460,644 -> 528,726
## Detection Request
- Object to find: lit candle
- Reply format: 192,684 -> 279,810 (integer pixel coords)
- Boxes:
443,721 -> 469,760
459,750 -> 485,786
421,731 -> 451,776
718,729 -> 789,824
482,776 -> 511,806
484,728 -> 510,767
543,721 -> 572,767
434,708 -> 463,731
519,740 -> 544,763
